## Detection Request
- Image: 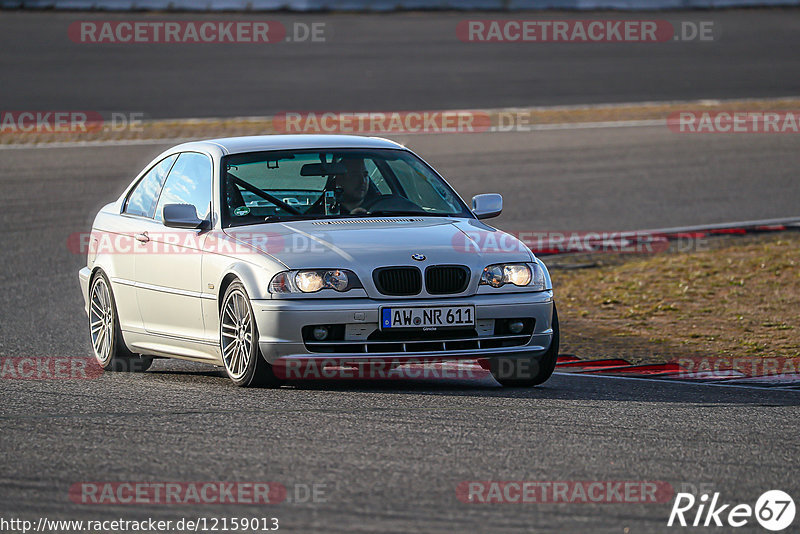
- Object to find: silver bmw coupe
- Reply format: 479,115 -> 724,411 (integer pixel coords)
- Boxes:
79,135 -> 558,387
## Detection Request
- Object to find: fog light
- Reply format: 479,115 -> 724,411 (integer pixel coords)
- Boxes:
312,326 -> 329,341
508,321 -> 524,334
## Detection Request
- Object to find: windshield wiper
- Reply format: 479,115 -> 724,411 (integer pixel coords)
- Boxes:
262,211 -> 458,223
264,214 -> 324,222
358,210 -> 454,217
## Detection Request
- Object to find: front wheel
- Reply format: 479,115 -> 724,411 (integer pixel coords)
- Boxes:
89,272 -> 153,372
220,281 -> 281,387
489,304 -> 560,387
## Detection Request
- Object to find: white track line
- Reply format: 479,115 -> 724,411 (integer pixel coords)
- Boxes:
0,120 -> 670,150
554,372 -> 800,392
489,95 -> 800,112
489,119 -> 667,131
3,95 -> 800,150
6,93 -> 800,150
633,217 -> 800,235
0,138 -> 197,150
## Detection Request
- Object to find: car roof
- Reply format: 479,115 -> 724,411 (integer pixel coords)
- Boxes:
172,134 -> 405,156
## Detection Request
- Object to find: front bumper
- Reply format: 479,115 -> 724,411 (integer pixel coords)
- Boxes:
252,291 -> 555,364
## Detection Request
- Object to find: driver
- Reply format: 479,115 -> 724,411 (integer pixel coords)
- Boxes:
335,158 -> 370,214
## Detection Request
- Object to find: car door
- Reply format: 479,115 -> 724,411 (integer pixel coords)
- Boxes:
134,151 -> 213,342
117,154 -> 179,333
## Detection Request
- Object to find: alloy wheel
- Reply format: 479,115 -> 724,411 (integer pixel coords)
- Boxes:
89,277 -> 114,365
220,289 -> 253,380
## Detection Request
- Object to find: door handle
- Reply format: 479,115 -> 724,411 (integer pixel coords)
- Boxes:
134,232 -> 150,243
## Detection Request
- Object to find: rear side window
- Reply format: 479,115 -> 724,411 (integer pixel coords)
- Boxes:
155,152 -> 213,222
124,155 -> 177,218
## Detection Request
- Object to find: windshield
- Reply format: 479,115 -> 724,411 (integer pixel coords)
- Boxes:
220,148 -> 472,227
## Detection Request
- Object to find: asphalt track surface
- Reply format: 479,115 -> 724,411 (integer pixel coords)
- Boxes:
1,9 -> 800,118
1,127 -> 799,532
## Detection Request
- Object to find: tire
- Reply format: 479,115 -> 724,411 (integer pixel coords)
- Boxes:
489,304 -> 560,387
220,281 -> 281,387
89,271 -> 153,372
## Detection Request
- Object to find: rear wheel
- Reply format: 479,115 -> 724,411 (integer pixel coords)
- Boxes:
220,281 -> 281,387
89,272 -> 153,372
489,304 -> 560,387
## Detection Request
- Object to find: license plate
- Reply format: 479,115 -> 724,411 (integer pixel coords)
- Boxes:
380,305 -> 475,330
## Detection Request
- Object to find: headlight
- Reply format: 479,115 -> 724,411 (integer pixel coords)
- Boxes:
480,262 -> 545,290
323,270 -> 349,291
481,263 -> 530,287
270,269 -> 361,294
481,265 -> 505,287
295,271 -> 324,293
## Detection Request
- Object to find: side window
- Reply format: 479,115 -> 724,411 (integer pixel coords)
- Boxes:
124,155 -> 177,218
155,152 -> 213,222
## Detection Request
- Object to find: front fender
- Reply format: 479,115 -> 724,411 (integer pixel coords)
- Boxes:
217,262 -> 272,301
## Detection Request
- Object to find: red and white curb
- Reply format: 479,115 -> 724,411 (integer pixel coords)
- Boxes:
534,216 -> 800,256
553,354 -> 800,390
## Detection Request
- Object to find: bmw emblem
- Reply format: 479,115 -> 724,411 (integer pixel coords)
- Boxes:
411,253 -> 426,261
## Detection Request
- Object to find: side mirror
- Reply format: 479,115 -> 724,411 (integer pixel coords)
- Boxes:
162,204 -> 208,230
472,193 -> 503,220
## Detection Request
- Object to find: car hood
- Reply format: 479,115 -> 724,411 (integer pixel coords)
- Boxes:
224,217 -> 533,272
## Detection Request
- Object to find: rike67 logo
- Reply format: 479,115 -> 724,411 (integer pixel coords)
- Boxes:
668,490 -> 795,531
